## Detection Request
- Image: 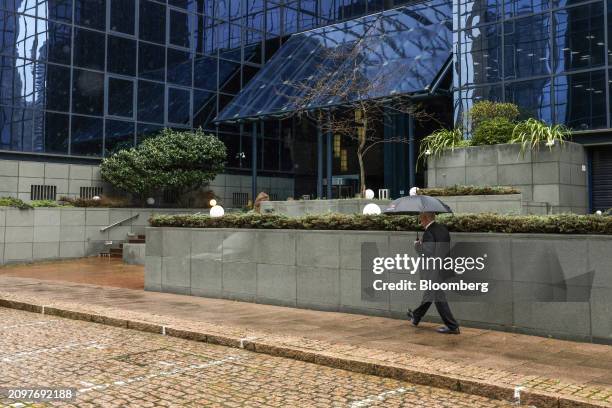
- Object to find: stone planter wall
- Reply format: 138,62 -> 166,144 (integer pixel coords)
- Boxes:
0,207 -> 199,264
261,195 -> 547,215
146,227 -> 612,343
426,142 -> 588,214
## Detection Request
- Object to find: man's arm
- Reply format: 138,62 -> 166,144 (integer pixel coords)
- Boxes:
414,230 -> 434,255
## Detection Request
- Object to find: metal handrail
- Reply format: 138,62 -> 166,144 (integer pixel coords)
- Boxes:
99,213 -> 139,232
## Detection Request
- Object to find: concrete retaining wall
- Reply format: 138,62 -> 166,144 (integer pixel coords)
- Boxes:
146,227 -> 612,343
123,243 -> 146,265
0,158 -> 294,207
261,195 -> 548,215
426,142 -> 588,214
0,207 -> 198,264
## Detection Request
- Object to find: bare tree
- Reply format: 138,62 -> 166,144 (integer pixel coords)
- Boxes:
278,36 -> 438,196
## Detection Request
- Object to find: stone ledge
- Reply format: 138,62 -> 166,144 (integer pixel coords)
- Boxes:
0,295 -> 609,408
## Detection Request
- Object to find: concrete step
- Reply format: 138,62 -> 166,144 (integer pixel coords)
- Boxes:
128,239 -> 145,244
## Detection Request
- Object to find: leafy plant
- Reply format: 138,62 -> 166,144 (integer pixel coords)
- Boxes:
471,118 -> 515,146
149,212 -> 612,235
0,197 -> 32,209
418,128 -> 468,165
100,128 -> 226,200
419,185 -> 520,196
59,195 -> 130,208
511,118 -> 570,155
469,101 -> 520,130
30,200 -> 67,207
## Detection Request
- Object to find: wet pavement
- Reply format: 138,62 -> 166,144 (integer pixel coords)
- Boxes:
0,308 -> 513,407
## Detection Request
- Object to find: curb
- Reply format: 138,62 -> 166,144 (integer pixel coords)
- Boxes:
0,298 -> 609,408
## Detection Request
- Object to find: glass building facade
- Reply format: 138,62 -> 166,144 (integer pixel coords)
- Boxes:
0,0 -> 422,163
454,0 -> 612,131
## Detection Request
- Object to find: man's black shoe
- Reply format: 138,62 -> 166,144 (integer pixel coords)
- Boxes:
437,326 -> 460,334
407,309 -> 420,326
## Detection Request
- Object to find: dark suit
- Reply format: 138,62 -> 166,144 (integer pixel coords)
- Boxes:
412,221 -> 459,330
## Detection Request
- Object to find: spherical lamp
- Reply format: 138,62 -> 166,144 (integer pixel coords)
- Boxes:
362,203 -> 381,215
209,199 -> 217,207
92,195 -> 101,201
409,187 -> 419,196
595,210 -> 603,216
210,205 -> 225,218
364,189 -> 375,199
146,197 -> 155,206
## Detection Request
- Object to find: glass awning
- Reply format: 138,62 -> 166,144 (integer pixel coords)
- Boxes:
215,0 -> 452,122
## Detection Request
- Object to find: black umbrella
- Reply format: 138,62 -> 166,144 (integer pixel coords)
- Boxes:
383,195 -> 453,239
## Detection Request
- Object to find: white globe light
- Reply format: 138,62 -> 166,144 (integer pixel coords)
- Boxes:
92,195 -> 101,201
364,189 -> 375,199
595,210 -> 603,216
409,187 -> 419,196
146,197 -> 155,205
210,205 -> 225,218
363,203 -> 381,215
209,199 -> 217,207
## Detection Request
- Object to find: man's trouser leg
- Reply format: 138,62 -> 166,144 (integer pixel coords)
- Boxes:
434,301 -> 459,330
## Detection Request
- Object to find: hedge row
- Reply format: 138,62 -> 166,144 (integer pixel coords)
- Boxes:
149,212 -> 612,235
418,185 -> 520,196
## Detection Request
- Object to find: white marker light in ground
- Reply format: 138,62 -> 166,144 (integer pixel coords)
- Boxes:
363,203 -> 381,215
364,189 -> 375,199
210,205 -> 225,217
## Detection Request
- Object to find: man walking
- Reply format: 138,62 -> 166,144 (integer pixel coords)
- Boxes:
407,212 -> 460,334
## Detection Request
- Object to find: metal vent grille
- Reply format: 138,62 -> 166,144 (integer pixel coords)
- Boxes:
232,192 -> 249,207
80,186 -> 103,199
31,185 -> 57,201
269,193 -> 278,201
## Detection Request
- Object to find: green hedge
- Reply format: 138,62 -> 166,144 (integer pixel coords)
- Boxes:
419,185 -> 519,196
149,213 -> 612,235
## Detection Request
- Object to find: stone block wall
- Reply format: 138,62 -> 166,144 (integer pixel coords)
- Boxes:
0,158 -> 294,207
147,227 -> 612,343
426,142 -> 588,213
0,207 -> 199,264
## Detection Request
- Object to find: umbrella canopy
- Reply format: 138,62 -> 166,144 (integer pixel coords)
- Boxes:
383,195 -> 452,215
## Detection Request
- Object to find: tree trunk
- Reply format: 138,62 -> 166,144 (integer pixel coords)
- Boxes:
358,121 -> 367,196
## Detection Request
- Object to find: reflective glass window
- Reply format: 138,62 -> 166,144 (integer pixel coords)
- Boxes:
554,70 -> 606,130
107,77 -> 134,117
13,13 -> 37,60
0,57 -> 36,107
0,11 -> 16,57
43,63 -> 71,112
168,0 -> 197,11
139,0 -> 166,45
505,78 -> 552,123
458,24 -> 502,87
138,42 -> 165,81
168,87 -> 190,124
41,111 -> 69,154
457,0 -> 501,28
75,0 -> 106,30
72,69 -> 105,115
218,58 -> 240,94
266,7 -> 281,36
554,3 -> 605,73
110,0 -> 135,34
137,80 -> 165,123
167,48 -> 193,86
170,9 -> 192,48
71,114 -> 103,156
46,0 -> 74,23
105,119 -> 134,155
0,106 -> 33,150
504,14 -> 551,79
193,89 -> 216,129
74,28 -> 105,70
194,55 -> 217,90
36,21 -> 72,65
136,122 -> 163,143
504,0 -> 548,18
107,36 -> 136,76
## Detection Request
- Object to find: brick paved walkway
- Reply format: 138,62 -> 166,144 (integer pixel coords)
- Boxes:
0,259 -> 611,407
0,308 -> 513,407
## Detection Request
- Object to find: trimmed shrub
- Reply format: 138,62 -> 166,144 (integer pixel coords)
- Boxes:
149,212 -> 612,235
30,200 -> 67,207
59,196 -> 130,208
419,185 -> 519,196
469,101 -> 520,129
0,197 -> 32,209
471,118 -> 515,146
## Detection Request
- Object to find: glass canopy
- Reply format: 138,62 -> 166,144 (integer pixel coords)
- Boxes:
215,0 -> 452,122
